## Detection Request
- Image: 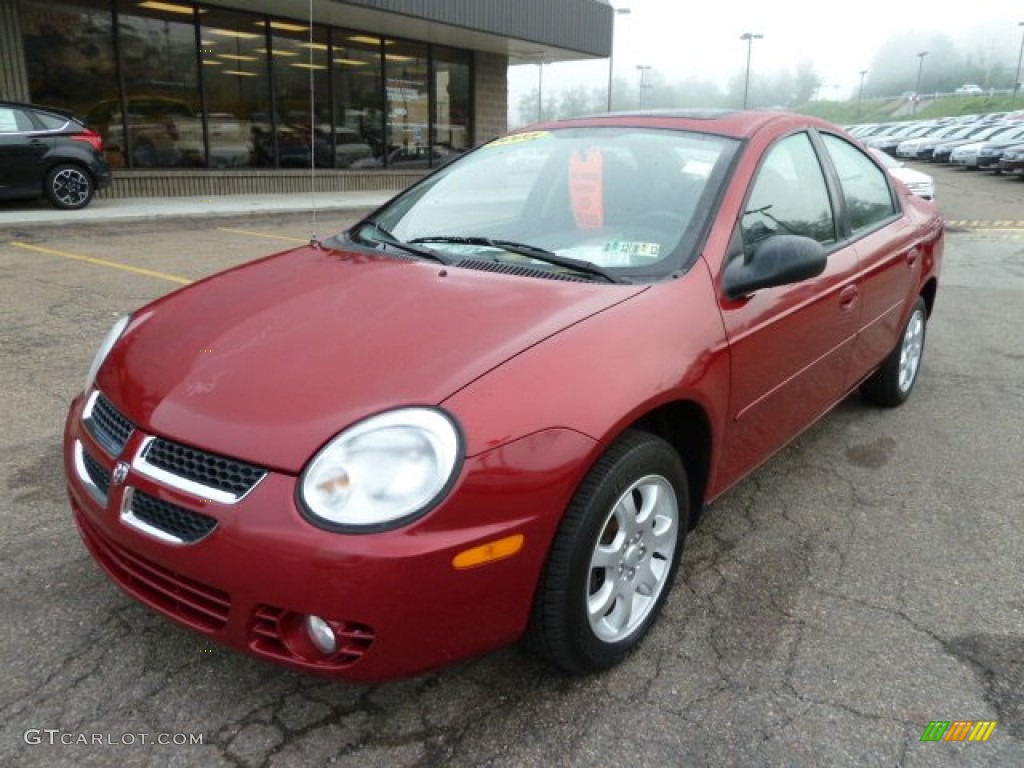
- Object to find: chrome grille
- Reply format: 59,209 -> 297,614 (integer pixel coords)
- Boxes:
128,490 -> 218,544
81,449 -> 111,499
143,439 -> 266,498
85,393 -> 135,455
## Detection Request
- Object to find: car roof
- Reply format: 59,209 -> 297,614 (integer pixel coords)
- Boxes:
522,109 -> 836,140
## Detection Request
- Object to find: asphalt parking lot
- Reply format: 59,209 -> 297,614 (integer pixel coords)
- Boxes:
1,163 -> 1022,767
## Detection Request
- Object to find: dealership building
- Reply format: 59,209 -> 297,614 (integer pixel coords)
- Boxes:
0,0 -> 612,196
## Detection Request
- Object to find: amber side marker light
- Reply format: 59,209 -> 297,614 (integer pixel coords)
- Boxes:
452,534 -> 525,570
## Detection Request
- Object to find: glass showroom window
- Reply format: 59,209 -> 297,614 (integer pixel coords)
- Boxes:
433,47 -> 472,162
330,31 -> 384,168
199,7 -> 272,169
264,19 -> 329,169
115,0 -> 201,168
384,40 -> 430,169
21,0 -> 119,164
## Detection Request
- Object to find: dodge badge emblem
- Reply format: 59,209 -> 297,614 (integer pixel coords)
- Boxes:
111,461 -> 129,486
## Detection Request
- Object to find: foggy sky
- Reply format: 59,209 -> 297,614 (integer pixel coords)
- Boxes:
509,0 -> 1022,120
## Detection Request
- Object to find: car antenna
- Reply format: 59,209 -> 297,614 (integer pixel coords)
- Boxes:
307,0 -> 320,247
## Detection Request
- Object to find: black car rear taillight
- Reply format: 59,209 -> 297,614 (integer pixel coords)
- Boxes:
72,128 -> 104,153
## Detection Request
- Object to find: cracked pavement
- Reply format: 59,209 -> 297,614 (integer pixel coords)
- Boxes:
1,166 -> 1021,766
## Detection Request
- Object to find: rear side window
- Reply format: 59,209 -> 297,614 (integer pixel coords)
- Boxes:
33,111 -> 71,131
821,134 -> 897,233
0,107 -> 33,133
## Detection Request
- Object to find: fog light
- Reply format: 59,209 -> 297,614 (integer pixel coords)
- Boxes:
304,615 -> 337,655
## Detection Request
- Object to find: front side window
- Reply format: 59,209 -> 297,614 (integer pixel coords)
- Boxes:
821,134 -> 896,233
741,132 -> 836,253
358,127 -> 738,281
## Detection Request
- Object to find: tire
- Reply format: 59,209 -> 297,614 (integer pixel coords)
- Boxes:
45,164 -> 95,210
526,430 -> 689,674
860,296 -> 927,407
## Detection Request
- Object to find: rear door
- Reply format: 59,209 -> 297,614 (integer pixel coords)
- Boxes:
817,132 -> 919,384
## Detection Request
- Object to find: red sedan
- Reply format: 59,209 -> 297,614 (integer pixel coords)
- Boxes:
64,110 -> 942,681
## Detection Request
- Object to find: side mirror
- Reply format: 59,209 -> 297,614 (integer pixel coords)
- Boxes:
723,235 -> 827,299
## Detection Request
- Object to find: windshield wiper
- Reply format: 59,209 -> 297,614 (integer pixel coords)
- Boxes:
408,235 -> 624,284
353,221 -> 451,265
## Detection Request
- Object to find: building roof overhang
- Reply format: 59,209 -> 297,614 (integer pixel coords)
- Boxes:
206,0 -> 613,64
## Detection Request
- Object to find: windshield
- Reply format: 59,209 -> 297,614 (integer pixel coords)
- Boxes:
352,127 -> 739,282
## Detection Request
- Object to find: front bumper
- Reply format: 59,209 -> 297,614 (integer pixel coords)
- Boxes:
65,390 -> 597,681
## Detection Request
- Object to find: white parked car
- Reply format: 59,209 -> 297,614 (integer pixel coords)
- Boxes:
955,84 -> 984,96
869,148 -> 935,199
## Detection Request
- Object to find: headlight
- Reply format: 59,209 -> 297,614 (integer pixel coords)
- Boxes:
84,315 -> 130,393
299,408 -> 462,531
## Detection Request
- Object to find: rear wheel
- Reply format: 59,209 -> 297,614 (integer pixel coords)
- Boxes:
526,430 -> 688,673
45,164 -> 95,210
860,296 -> 927,407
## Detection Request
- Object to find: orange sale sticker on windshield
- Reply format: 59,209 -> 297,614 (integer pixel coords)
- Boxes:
569,149 -> 604,229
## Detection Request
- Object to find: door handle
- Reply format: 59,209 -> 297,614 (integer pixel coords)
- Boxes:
839,285 -> 859,311
905,247 -> 920,267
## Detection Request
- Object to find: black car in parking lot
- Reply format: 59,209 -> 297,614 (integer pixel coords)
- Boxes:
0,100 -> 112,209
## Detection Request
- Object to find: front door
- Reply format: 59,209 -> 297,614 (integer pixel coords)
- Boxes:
716,131 -> 861,488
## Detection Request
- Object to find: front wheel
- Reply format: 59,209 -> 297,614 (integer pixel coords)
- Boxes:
526,430 -> 688,674
45,164 -> 95,210
860,296 -> 928,407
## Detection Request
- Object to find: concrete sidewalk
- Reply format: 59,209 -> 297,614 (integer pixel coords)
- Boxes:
0,190 -> 393,228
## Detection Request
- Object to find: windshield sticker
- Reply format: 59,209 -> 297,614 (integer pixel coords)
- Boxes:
488,130 -> 549,147
604,240 -> 661,261
568,149 -> 604,229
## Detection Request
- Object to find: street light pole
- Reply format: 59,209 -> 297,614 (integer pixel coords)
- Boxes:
1013,22 -> 1024,108
740,32 -> 763,109
636,64 -> 652,109
606,6 -> 631,112
857,69 -> 868,118
912,50 -> 927,116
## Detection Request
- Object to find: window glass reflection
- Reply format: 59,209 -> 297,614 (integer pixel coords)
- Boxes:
199,8 -> 271,169
21,0 -> 119,165
115,0 -> 201,168
433,47 -> 471,163
742,133 -> 836,252
329,32 -> 383,168
385,40 -> 430,168
821,134 -> 897,233
19,1 -> 475,173
265,20 -> 329,168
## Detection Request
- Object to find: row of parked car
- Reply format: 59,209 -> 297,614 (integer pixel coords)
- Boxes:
848,110 -> 1024,178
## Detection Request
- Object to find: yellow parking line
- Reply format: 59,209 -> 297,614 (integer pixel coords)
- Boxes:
8,241 -> 192,285
217,227 -> 307,243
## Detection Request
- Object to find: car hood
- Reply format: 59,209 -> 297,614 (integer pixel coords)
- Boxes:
97,243 -> 645,472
